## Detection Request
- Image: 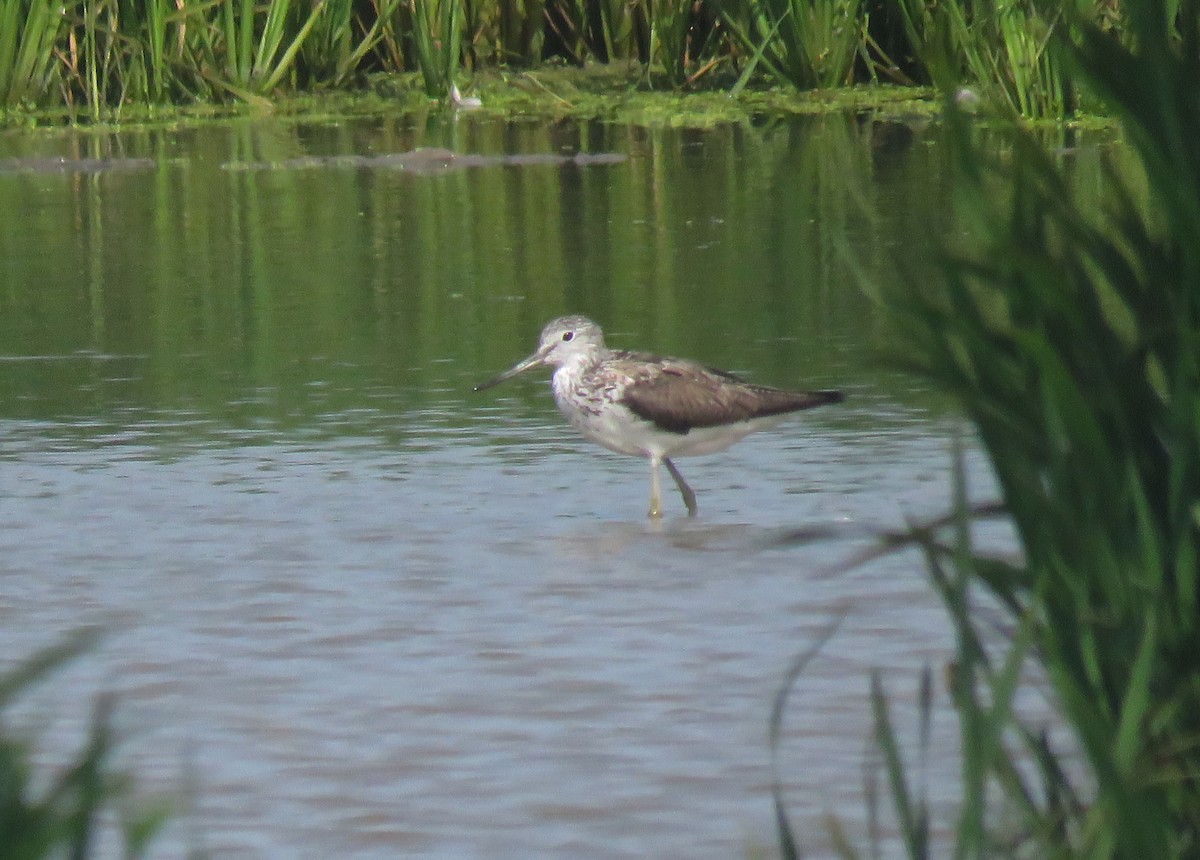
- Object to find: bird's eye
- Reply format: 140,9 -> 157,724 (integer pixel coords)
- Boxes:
562,331 -> 574,342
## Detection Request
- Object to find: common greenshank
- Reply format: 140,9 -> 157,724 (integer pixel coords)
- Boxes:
475,315 -> 844,518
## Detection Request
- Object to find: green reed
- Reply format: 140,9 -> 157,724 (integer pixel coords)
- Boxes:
812,0 -> 1200,856
320,0 -> 408,86
1,0 -> 395,114
0,0 -> 1152,121
0,0 -> 62,107
410,0 -> 463,96
0,630 -> 168,860
894,0 -> 1077,120
721,0 -> 863,88
649,0 -> 695,84
494,0 -> 546,63
543,0 -> 644,65
219,0 -> 327,94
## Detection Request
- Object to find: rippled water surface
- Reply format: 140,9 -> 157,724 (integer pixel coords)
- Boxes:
0,112 -> 1014,857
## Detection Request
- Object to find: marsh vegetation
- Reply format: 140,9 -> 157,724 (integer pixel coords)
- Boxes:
0,0 -> 1141,124
782,1 -> 1200,857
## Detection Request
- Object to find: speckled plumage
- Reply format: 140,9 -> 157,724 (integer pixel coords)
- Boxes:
475,315 -> 844,517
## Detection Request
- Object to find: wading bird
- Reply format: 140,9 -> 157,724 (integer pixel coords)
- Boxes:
475,315 -> 844,518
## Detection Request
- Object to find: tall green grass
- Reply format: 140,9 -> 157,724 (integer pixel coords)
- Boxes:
795,0 -> 1200,856
0,0 -> 65,108
0,0 -> 1160,121
721,0 -> 864,89
411,0 -> 464,96
894,0 -> 1077,120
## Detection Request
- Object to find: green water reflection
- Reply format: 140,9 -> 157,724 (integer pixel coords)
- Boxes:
0,112 -> 1093,439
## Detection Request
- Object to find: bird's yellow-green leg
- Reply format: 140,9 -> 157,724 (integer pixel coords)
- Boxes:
664,457 -> 697,517
648,455 -> 663,518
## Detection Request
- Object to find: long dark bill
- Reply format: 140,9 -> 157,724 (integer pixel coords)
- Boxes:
473,351 -> 545,391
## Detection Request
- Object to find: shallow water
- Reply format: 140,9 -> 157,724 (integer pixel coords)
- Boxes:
0,111 -> 1020,857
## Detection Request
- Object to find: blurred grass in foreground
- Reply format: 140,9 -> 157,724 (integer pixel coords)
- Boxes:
0,630 -> 168,859
776,0 -> 1200,856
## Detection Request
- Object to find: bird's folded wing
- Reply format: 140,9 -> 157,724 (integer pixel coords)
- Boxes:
616,358 -> 840,434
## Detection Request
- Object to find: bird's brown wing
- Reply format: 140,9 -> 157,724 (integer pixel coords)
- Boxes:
612,354 -> 843,435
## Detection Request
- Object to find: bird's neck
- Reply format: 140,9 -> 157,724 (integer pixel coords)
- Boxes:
552,348 -> 604,391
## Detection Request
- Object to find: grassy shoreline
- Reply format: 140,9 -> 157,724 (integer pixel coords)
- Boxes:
0,0 -> 1141,129
1,67 -> 946,131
